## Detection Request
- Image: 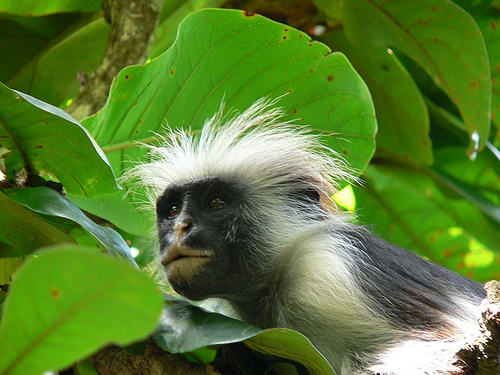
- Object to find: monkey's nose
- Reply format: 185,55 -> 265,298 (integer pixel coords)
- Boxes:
174,218 -> 193,238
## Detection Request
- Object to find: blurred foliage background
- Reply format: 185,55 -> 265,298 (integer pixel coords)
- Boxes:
0,0 -> 499,374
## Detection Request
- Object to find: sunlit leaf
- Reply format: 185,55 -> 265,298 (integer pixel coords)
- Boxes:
356,164 -> 500,281
0,247 -> 163,375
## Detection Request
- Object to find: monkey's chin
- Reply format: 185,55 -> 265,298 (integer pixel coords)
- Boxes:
166,256 -> 212,282
162,245 -> 214,283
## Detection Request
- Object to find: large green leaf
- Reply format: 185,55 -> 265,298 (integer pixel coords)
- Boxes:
245,329 -> 336,375
7,17 -> 109,107
0,247 -> 163,375
154,300 -> 335,375
356,164 -> 500,281
5,187 -> 137,266
321,30 -> 432,164
0,13 -> 83,82
73,8 -> 376,234
342,0 -> 491,156
0,191 -> 74,257
0,0 -> 101,15
0,83 -> 119,197
475,10 -> 500,129
151,0 -> 226,59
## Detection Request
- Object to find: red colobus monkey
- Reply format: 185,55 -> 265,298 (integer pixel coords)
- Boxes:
128,99 -> 484,375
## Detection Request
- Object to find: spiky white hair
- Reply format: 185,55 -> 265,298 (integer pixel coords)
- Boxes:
127,98 -> 354,209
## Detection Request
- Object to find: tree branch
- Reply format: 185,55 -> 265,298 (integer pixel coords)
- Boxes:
66,0 -> 163,121
455,280 -> 500,374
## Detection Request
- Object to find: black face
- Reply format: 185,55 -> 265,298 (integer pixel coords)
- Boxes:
156,177 -> 252,300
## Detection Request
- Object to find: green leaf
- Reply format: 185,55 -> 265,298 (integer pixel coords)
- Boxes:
342,0 -> 491,155
0,257 -> 24,285
0,83 -> 119,197
151,0 -> 226,59
7,17 -> 109,107
0,247 -> 163,375
433,147 -> 500,207
5,187 -> 137,266
0,191 -> 75,257
356,164 -> 500,281
431,168 -> 500,224
75,8 -> 376,234
0,13 -> 79,83
321,30 -> 432,164
474,10 -> 500,129
313,0 -> 341,20
0,0 -> 101,15
154,301 -> 335,375
245,329 -> 336,375
154,301 -> 262,353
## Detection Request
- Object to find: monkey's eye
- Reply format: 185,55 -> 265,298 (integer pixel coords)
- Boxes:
168,204 -> 181,218
207,195 -> 226,210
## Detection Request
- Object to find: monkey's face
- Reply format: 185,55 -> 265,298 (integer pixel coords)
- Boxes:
156,177 -> 251,300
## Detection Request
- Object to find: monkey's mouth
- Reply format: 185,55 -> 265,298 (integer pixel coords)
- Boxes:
161,246 -> 213,280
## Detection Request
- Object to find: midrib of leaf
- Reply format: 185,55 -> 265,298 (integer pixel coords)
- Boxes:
0,112 -> 37,177
1,274 -> 123,375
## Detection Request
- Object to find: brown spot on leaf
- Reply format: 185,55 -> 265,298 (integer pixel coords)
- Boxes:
170,69 -> 176,75
124,75 -> 130,80
51,288 -> 61,299
327,75 -> 334,82
469,80 -> 480,89
244,11 -> 255,17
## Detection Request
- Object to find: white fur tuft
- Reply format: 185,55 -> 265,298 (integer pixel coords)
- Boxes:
126,98 -> 354,207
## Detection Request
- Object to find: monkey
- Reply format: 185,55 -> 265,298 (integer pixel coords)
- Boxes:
127,98 -> 486,375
